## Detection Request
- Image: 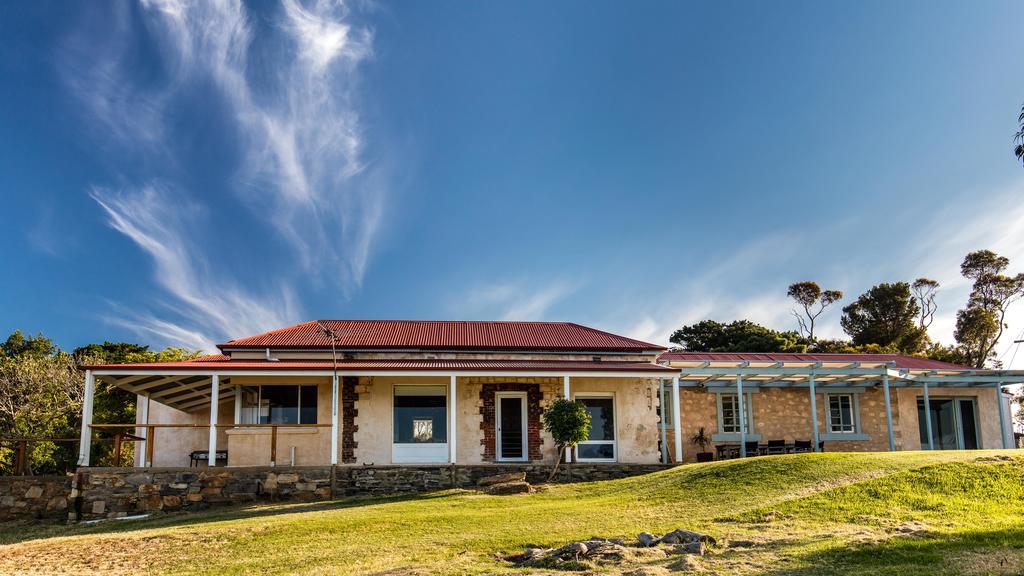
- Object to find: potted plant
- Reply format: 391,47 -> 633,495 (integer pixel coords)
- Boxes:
690,427 -> 714,462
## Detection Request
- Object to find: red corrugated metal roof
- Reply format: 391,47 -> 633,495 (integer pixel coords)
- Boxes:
218,320 -> 665,352
84,358 -> 675,373
658,352 -> 972,370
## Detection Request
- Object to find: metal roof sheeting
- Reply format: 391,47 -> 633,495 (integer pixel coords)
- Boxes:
659,352 -> 972,370
218,320 -> 665,352
86,358 -> 676,373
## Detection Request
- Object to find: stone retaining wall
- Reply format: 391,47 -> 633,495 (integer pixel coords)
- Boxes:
0,476 -> 72,521
65,463 -> 672,521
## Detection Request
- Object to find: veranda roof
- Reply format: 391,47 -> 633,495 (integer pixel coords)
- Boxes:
85,358 -> 675,412
660,352 -> 1024,388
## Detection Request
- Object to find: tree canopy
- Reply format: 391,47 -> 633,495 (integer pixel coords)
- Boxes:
1015,101 -> 1023,166
670,320 -> 805,353
787,281 -> 842,341
840,282 -> 926,353
954,250 -> 1024,368
0,331 -> 199,474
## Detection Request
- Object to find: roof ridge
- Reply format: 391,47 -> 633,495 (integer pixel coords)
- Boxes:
565,322 -> 664,349
223,320 -> 319,344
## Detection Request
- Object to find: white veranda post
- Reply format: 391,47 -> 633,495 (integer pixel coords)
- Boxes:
671,376 -> 682,463
882,370 -> 895,451
137,395 -> 150,467
449,375 -> 457,464
78,370 -> 95,466
737,374 -> 747,457
563,375 -> 572,464
331,374 -> 339,465
808,371 -> 819,452
208,375 -> 219,467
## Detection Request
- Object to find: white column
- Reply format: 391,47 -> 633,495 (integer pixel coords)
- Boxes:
882,370 -> 895,452
208,374 -> 220,466
234,385 -> 242,424
137,395 -> 150,467
78,370 -> 95,466
449,375 -> 457,464
996,383 -> 1010,449
563,375 -> 572,464
331,374 -> 339,465
809,372 -> 819,452
737,374 -> 747,457
672,376 -> 682,463
922,383 -> 934,450
658,380 -> 668,464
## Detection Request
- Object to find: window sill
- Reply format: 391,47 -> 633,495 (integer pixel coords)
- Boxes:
225,427 -> 320,435
711,433 -> 762,442
822,433 -> 870,441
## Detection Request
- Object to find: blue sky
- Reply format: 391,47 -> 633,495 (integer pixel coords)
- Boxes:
2,1 -> 1024,361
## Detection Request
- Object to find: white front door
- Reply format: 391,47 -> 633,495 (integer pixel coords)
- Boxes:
496,392 -> 528,462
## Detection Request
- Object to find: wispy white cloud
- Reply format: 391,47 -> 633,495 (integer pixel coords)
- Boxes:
622,232 -> 805,345
133,0 -> 379,288
60,0 -> 381,348
460,280 -> 580,321
92,184 -> 302,351
619,178 -> 1024,364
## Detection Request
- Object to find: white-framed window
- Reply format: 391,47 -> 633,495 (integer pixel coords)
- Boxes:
827,393 -> 856,434
718,393 -> 752,434
239,385 -> 318,425
392,384 -> 449,463
393,385 -> 448,444
575,395 -> 616,461
661,384 -> 675,428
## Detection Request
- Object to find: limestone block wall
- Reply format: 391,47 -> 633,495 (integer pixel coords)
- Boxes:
571,377 -> 662,464
895,386 -> 1004,450
0,476 -> 71,520
668,384 -> 1006,462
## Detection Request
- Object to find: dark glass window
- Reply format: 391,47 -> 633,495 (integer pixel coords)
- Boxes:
393,386 -> 447,444
254,385 -> 318,425
576,397 -> 615,460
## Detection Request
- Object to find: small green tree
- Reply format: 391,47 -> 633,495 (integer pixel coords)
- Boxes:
541,399 -> 591,481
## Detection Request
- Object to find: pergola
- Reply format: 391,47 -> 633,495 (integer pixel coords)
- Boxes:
661,359 -> 1024,459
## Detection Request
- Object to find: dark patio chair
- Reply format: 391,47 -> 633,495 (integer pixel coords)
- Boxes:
716,444 -> 739,460
744,441 -> 760,457
793,440 -> 812,453
818,441 -> 825,452
765,439 -> 787,455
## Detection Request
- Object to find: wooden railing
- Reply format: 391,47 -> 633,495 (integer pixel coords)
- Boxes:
0,438 -> 79,475
90,423 -> 332,467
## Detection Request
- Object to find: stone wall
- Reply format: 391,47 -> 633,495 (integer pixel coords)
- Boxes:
0,476 -> 72,521
70,467 -> 334,521
63,463 -> 672,521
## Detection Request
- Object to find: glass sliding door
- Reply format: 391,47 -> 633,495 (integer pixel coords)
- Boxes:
917,397 -> 979,450
392,385 -> 448,463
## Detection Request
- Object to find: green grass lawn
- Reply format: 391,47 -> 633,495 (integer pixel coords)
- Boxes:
0,451 -> 1021,575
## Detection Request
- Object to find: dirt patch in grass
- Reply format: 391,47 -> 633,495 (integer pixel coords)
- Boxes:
0,530 -> 222,575
949,549 -> 1024,575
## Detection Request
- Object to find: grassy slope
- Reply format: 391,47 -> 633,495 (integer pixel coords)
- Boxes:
0,451 -> 1020,575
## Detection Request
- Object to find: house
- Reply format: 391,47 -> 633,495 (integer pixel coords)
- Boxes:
78,320 -> 1020,470
80,320 -> 674,468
